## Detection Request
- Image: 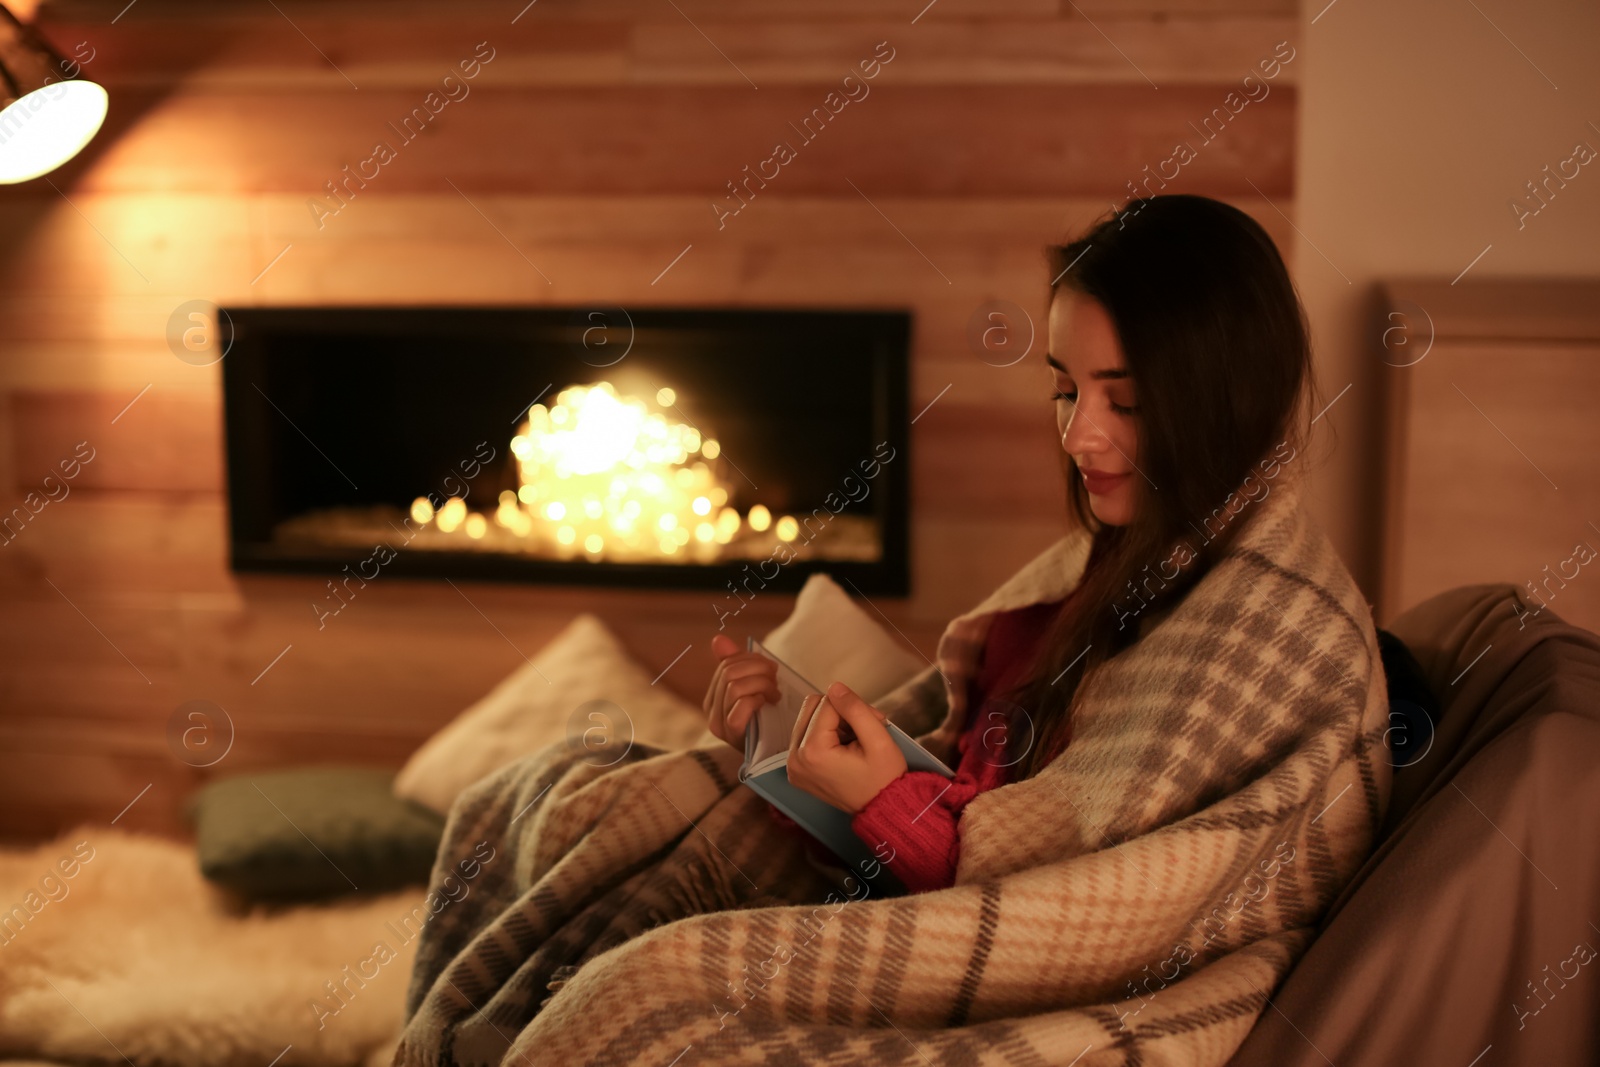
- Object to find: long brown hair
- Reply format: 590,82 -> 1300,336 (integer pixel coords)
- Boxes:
993,194 -> 1324,782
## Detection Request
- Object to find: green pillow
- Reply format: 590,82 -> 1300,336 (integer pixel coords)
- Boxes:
188,767 -> 445,902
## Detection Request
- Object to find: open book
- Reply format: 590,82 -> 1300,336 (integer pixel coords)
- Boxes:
740,636 -> 954,888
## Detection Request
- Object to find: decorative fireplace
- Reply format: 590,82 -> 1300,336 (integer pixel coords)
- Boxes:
219,306 -> 911,594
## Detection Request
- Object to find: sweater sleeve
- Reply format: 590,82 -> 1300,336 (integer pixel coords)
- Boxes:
849,769 -> 980,894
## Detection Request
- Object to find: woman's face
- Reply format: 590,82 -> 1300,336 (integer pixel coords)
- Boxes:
1047,290 -> 1140,527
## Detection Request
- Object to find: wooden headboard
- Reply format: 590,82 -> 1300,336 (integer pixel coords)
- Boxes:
1376,278 -> 1600,634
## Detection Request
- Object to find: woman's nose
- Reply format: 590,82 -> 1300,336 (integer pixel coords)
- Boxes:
1060,407 -> 1108,456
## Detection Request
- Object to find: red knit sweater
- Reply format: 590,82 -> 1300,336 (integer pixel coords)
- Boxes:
765,589 -> 1078,893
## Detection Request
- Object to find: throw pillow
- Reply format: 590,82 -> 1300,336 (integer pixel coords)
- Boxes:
188,767 -> 444,902
393,612 -> 710,814
757,571 -> 926,703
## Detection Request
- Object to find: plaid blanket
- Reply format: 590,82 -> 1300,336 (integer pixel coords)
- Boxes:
394,467 -> 1391,1067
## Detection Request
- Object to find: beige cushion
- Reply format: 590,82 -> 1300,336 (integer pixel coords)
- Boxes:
394,573 -> 926,815
758,572 -> 926,704
393,613 -> 709,814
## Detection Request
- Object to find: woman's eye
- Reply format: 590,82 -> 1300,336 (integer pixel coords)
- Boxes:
1052,390 -> 1136,416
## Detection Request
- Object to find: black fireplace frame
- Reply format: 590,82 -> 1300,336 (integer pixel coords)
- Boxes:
219,305 -> 912,595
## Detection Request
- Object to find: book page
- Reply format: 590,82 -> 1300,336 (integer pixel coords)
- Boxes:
744,636 -> 824,774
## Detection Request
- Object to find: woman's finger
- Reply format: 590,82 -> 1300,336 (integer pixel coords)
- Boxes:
825,683 -> 894,757
724,675 -> 780,734
799,692 -> 845,755
704,653 -> 739,722
706,656 -> 775,720
720,658 -> 778,685
789,692 -> 823,758
728,671 -> 779,706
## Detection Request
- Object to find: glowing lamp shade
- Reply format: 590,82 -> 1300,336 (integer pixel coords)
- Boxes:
0,5 -> 107,184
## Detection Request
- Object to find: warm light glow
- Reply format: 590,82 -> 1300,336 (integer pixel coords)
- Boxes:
436,497 -> 467,533
715,506 -> 741,544
497,383 -> 734,559
0,81 -> 108,185
386,379 -> 842,565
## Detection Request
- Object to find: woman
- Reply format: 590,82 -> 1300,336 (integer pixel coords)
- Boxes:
704,193 -> 1332,894
398,196 -> 1389,1067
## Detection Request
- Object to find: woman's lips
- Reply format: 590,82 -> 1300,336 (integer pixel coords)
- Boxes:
1081,470 -> 1130,495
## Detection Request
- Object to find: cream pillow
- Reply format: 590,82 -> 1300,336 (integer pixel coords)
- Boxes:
393,613 -> 710,814
757,572 -> 926,704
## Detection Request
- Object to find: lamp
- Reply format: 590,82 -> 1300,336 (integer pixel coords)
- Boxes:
0,3 -> 106,184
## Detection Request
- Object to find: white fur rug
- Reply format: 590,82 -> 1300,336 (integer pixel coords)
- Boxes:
0,827 -> 420,1067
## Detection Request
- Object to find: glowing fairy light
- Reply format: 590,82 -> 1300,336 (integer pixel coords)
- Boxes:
500,382 -> 737,560
396,380 -> 842,565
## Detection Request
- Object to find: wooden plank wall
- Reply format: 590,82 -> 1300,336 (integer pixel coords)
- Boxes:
1377,280 -> 1600,634
0,0 -> 1299,841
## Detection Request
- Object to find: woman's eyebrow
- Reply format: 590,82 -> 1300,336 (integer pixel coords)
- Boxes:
1046,352 -> 1129,380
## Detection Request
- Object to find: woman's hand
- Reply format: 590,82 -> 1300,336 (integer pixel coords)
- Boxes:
786,681 -> 907,814
704,632 -> 779,751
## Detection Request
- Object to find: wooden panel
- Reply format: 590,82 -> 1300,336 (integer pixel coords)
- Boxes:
10,388 -> 221,494
0,751 -> 196,847
37,0 -> 1068,21
0,393 -> 14,511
1379,278 -> 1600,343
1073,0 -> 1296,10
0,195 -> 1299,322
42,85 -> 1294,196
47,0 -> 1271,29
45,17 -> 630,91
41,15 -> 1296,89
626,21 -> 1298,87
0,497 -> 232,595
1378,325 -> 1600,632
